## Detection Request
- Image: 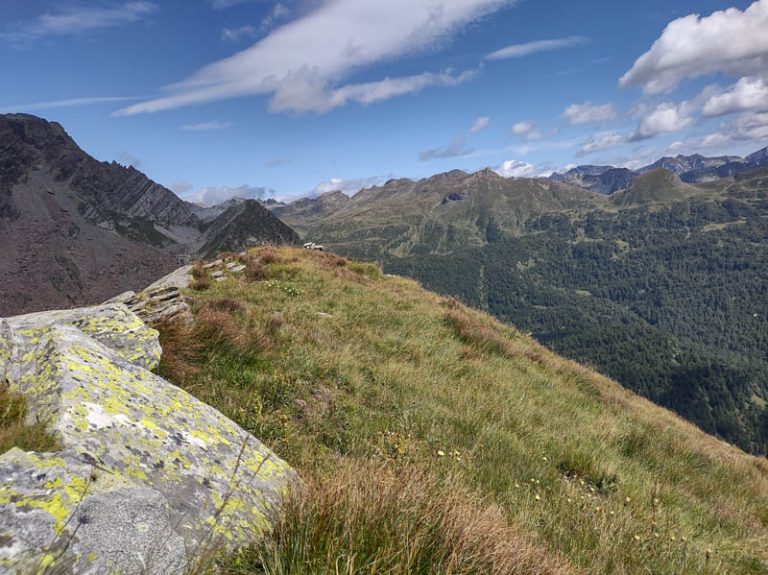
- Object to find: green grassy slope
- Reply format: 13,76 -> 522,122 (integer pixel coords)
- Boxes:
290,170 -> 604,260
158,247 -> 768,575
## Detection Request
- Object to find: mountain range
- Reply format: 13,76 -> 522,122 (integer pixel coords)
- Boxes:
269,152 -> 768,455
549,147 -> 768,194
3,112 -> 768,455
0,114 -> 298,315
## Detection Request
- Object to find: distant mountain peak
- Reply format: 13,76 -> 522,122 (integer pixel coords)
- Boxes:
0,114 -> 300,314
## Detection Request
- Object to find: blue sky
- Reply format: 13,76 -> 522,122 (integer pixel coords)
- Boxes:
1,0 -> 767,204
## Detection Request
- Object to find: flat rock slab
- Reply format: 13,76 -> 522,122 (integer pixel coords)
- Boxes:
0,303 -> 294,575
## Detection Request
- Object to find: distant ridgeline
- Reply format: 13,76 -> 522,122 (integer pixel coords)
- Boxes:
277,158 -> 768,455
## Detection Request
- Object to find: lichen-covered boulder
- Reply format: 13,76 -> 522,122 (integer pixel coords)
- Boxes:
0,304 -> 294,574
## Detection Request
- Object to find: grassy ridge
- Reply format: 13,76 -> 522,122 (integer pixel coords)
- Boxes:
158,247 -> 768,574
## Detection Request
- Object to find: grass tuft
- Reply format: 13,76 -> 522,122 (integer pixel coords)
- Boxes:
231,461 -> 575,575
0,384 -> 59,453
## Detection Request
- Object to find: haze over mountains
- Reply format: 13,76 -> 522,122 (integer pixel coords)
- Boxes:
0,114 -> 298,315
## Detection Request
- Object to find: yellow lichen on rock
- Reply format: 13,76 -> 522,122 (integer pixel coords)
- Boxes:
0,303 -> 294,575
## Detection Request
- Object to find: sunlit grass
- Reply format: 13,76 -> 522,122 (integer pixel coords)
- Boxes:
157,246 -> 768,575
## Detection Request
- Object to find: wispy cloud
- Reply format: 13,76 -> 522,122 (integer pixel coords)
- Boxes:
485,36 -> 586,60
116,0 -> 512,116
1,2 -> 158,45
470,116 -> 491,133
577,132 -> 626,156
221,25 -> 257,42
419,138 -> 474,161
181,120 -> 232,131
510,121 -> 541,140
0,96 -> 139,114
209,0 -> 259,9
260,3 -> 291,33
563,101 -> 617,125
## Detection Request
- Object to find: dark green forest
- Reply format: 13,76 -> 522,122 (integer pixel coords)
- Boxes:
385,194 -> 768,455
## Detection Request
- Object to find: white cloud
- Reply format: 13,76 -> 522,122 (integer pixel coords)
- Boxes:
169,181 -> 194,196
1,2 -> 158,44
735,111 -> 768,140
563,101 -> 617,125
631,101 -> 694,141
221,25 -> 257,42
702,76 -> 768,117
185,185 -> 276,206
312,175 -> 391,197
577,132 -> 626,156
181,120 -> 232,131
493,160 -> 549,178
510,121 -> 541,140
419,137 -> 473,161
0,96 -> 138,113
276,69 -> 475,114
117,0 -> 511,116
260,3 -> 292,33
665,112 -> 768,153
620,0 -> 768,94
470,116 -> 490,133
485,36 -> 586,60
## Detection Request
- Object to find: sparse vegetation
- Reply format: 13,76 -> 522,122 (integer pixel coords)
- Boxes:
0,384 -> 59,453
157,246 -> 768,574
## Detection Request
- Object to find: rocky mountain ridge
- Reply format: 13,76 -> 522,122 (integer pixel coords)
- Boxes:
549,145 -> 768,193
0,114 -> 298,315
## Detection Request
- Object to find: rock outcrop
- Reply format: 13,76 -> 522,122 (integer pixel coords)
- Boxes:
0,303 -> 294,574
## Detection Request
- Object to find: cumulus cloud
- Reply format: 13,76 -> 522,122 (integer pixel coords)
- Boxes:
181,120 -> 232,131
117,0 -> 511,116
631,101 -> 694,141
510,121 -> 541,140
702,76 -> 768,117
563,101 -> 617,125
470,116 -> 490,133
186,185 -> 276,206
734,111 -> 768,140
577,132 -> 626,156
1,2 -> 158,44
620,0 -> 768,94
419,138 -> 473,161
312,175 -> 391,196
485,36 -> 586,60
666,112 -> 768,154
493,160 -> 551,178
